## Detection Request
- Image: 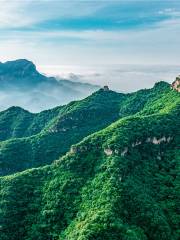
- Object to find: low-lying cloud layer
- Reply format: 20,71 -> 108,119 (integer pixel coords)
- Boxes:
0,83 -> 98,113
39,64 -> 180,93
1,59 -> 179,113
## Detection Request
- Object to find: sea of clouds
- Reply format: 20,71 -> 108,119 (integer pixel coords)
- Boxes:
39,64 -> 180,93
0,64 -> 179,113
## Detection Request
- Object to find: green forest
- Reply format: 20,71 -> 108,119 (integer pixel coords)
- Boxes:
0,81 -> 180,240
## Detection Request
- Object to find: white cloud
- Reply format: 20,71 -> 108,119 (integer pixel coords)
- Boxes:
38,64 -> 180,92
1,16 -> 180,65
0,0 -> 33,28
0,1 -> 180,66
158,8 -> 180,17
0,0 -> 109,29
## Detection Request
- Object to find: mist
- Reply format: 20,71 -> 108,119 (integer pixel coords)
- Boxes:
39,64 -> 180,93
0,82 -> 99,113
0,59 -> 99,112
1,61 -> 179,113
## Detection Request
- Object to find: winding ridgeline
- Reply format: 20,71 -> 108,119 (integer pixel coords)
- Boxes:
0,79 -> 180,240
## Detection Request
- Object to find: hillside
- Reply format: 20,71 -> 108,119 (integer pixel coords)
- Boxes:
0,59 -> 99,112
0,81 -> 174,176
0,106 -> 61,141
0,82 -> 179,240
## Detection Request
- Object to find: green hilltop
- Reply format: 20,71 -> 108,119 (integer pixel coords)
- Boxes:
0,81 -> 175,176
0,81 -> 180,240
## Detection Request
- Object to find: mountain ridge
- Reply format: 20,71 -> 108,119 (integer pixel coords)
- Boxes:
0,59 -> 99,112
0,80 -> 177,177
0,80 -> 179,240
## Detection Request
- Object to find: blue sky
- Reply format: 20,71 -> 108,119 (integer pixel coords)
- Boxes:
0,0 -> 180,66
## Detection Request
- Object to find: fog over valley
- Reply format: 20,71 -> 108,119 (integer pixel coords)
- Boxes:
0,59 -> 99,112
0,60 -> 179,112
39,64 -> 180,92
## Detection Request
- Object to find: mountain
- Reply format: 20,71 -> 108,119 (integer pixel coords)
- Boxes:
0,80 -> 179,240
0,81 -> 174,176
0,59 -> 99,112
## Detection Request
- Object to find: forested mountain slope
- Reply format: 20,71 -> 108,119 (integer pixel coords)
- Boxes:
0,83 -> 179,240
0,106 -> 61,141
0,81 -> 173,176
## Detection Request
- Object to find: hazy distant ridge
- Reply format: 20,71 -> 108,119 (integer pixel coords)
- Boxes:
0,59 -> 99,112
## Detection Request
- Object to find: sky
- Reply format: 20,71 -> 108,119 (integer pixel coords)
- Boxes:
0,0 -> 180,90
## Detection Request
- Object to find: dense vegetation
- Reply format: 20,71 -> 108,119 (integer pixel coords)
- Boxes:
0,81 -> 173,176
0,81 -> 179,239
0,106 -> 61,141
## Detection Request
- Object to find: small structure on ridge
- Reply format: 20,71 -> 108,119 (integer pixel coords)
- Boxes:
103,85 -> 110,91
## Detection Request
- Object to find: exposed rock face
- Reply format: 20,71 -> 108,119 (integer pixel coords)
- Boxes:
70,145 -> 90,154
70,146 -> 78,154
132,141 -> 142,147
104,136 -> 172,157
146,136 -> 172,145
171,77 -> 180,92
104,148 -> 113,156
121,147 -> 128,156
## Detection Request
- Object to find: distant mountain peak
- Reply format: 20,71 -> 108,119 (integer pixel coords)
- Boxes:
3,59 -> 37,75
4,59 -> 36,67
0,59 -> 45,90
0,59 -> 100,112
